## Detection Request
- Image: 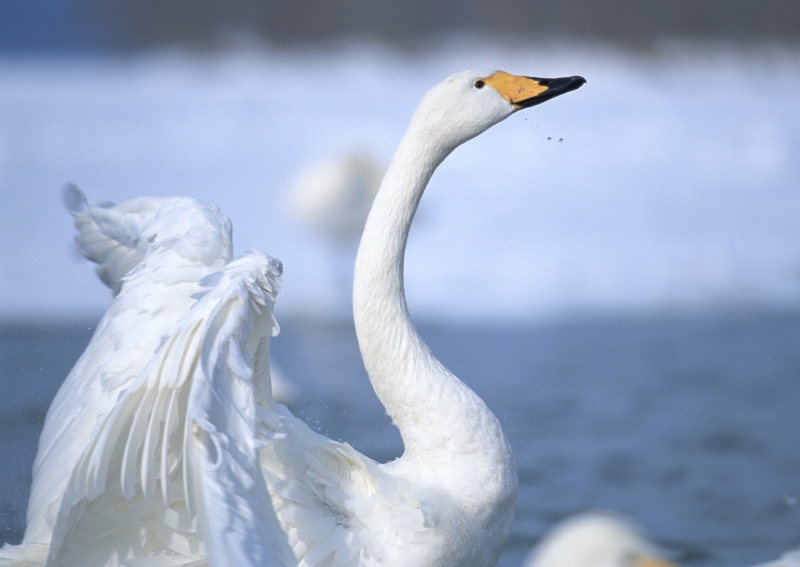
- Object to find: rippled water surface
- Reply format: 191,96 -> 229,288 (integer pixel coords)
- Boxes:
1,314 -> 799,566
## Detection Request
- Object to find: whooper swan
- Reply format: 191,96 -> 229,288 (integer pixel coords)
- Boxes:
0,69 -> 585,567
522,512 -> 678,567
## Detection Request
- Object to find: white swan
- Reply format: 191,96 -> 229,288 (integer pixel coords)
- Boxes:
287,153 -> 384,245
287,153 -> 385,312
0,69 -> 585,566
751,548 -> 800,567
521,513 -> 678,567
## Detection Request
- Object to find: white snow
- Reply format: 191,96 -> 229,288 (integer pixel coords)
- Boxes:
1,41 -> 799,321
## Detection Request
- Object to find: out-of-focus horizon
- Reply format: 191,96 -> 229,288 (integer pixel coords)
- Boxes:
1,2 -> 799,323
2,0 -> 800,52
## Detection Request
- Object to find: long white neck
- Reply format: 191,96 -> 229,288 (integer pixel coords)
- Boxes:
353,117 -> 514,494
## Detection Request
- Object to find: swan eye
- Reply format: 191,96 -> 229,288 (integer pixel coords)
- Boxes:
474,80 -> 485,89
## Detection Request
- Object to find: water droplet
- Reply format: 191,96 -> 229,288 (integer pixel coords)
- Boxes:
784,495 -> 797,506
559,138 -> 563,142
547,137 -> 552,141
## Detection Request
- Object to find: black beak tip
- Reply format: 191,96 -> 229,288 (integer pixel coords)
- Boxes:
516,74 -> 587,108
564,76 -> 587,92
557,76 -> 587,97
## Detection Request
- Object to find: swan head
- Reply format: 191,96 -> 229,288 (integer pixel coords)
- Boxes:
524,513 -> 679,567
408,69 -> 585,154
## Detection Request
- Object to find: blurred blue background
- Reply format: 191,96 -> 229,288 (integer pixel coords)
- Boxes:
0,2 -> 799,566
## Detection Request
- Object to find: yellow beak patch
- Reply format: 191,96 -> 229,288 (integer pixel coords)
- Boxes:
483,71 -> 549,108
482,71 -> 586,109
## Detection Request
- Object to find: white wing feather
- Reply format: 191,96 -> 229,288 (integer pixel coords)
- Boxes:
46,252 -> 294,567
7,193 -> 234,563
63,185 -> 233,296
254,388 -> 434,564
257,412 -> 434,567
64,184 -> 157,295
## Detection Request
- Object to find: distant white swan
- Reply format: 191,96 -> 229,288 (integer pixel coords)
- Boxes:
522,513 -> 678,567
287,153 -> 385,311
287,153 -> 384,245
0,69 -> 585,566
751,548 -> 800,567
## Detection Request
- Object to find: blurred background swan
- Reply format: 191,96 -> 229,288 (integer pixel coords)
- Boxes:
287,153 -> 383,247
752,549 -> 800,567
522,513 -> 677,567
286,153 -> 384,314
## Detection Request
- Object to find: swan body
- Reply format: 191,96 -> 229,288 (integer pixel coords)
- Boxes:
1,69 -> 585,566
522,513 -> 677,567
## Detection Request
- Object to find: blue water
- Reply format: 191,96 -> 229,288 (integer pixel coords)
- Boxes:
1,313 -> 799,566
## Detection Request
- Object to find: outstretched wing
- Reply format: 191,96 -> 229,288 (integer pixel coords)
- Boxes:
64,184 -> 155,295
47,252 -> 294,567
63,185 -> 233,295
19,192 -> 234,555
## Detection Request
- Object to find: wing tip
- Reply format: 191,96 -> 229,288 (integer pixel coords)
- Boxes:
62,183 -> 88,214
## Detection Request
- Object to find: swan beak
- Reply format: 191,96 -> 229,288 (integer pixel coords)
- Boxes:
484,71 -> 586,109
637,556 -> 680,567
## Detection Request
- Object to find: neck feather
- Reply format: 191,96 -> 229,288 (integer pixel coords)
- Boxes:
353,123 -> 513,483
